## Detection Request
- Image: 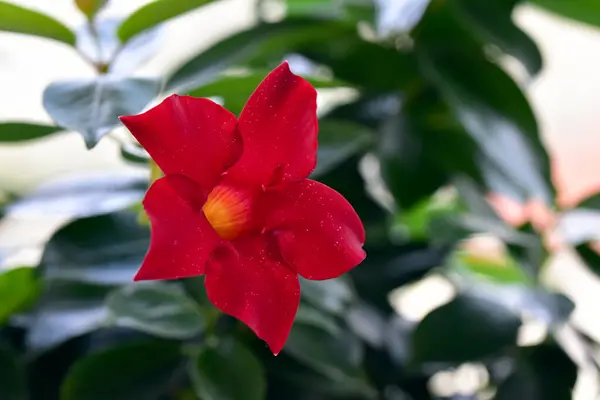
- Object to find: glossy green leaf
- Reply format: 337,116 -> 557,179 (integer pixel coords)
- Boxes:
495,343 -> 577,400
107,283 -> 205,339
295,304 -> 341,337
6,173 -> 147,219
40,211 -> 149,286
411,292 -> 521,364
75,0 -> 108,19
0,122 -> 63,142
166,19 -> 354,92
0,348 -> 26,400
189,338 -> 265,400
530,0 -> 600,29
453,0 -> 543,77
61,341 -> 182,400
0,1 -> 76,45
118,0 -> 216,43
0,267 -> 40,325
187,70 -> 349,116
285,323 -> 364,380
26,281 -> 112,351
43,76 -> 160,148
299,276 -> 354,315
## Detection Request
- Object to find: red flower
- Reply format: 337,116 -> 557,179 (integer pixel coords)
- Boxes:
120,62 -> 365,355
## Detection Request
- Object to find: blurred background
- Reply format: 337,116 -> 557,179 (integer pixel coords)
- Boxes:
1,0 -> 600,399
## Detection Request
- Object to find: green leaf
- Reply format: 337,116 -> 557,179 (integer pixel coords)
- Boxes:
0,267 -> 40,325
0,348 -> 26,400
453,0 -> 543,77
120,142 -> 149,164
75,0 -> 108,20
411,292 -> 521,364
40,211 -> 149,285
189,338 -> 266,400
187,70 -> 349,116
43,76 -> 160,148
0,122 -> 63,142
312,119 -> 374,178
26,281 -> 112,351
6,173 -> 147,219
166,19 -> 354,92
417,8 -> 553,204
107,283 -> 205,339
575,191 -> 600,210
295,304 -> 342,337
494,343 -> 577,400
299,276 -> 354,315
530,0 -> 600,29
61,341 -> 183,400
0,1 -> 76,46
118,0 -> 217,44
285,323 -> 364,381
574,242 -> 600,278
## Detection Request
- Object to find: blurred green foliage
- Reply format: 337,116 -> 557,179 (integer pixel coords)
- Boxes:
0,0 -> 599,399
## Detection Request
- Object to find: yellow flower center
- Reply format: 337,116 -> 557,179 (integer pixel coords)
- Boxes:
202,184 -> 252,240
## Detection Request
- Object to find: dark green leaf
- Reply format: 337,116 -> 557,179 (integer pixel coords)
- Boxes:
0,122 -> 63,142
0,348 -> 26,400
61,341 -> 182,400
166,19 -> 354,92
75,0 -> 108,20
285,323 -> 364,380
494,343 -> 577,400
0,267 -> 40,325
189,338 -> 265,400
120,142 -> 150,164
300,276 -> 354,315
417,8 -> 553,204
40,211 -> 149,286
26,281 -> 112,351
530,0 -> 600,29
6,173 -> 147,219
0,1 -> 76,45
453,0 -> 542,77
43,76 -> 160,148
312,119 -> 374,178
295,304 -> 341,336
106,283 -> 205,339
575,242 -> 600,277
411,292 -> 521,364
187,70 -> 349,116
575,191 -> 600,210
118,0 -> 216,43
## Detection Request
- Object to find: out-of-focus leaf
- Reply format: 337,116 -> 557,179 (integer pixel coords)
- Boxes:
345,302 -> 387,347
187,70 -> 349,116
0,267 -> 40,325
300,276 -> 354,315
189,338 -> 265,400
284,0 -> 342,19
0,348 -> 26,400
75,0 -> 108,19
312,119 -> 374,178
411,292 -> 521,364
295,304 -> 341,337
574,242 -> 600,278
166,19 -> 355,92
40,211 -> 149,285
43,76 -> 160,148
575,191 -> 600,210
453,0 -> 542,77
26,281 -> 112,351
120,142 -> 149,164
118,0 -> 216,43
375,0 -> 431,35
0,1 -> 76,45
558,209 -> 600,245
285,323 -> 364,381
6,172 -> 147,219
529,0 -> 600,29
417,8 -> 553,204
0,122 -> 63,142
61,341 -> 182,400
106,283 -> 204,339
494,343 -> 577,400
450,251 -> 531,286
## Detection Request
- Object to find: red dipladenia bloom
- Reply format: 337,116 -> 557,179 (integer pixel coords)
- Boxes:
120,62 -> 365,354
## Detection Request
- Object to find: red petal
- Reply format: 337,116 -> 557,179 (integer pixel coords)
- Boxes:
120,95 -> 240,190
259,179 -> 366,280
227,61 -> 318,187
136,175 -> 221,281
204,235 -> 300,355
